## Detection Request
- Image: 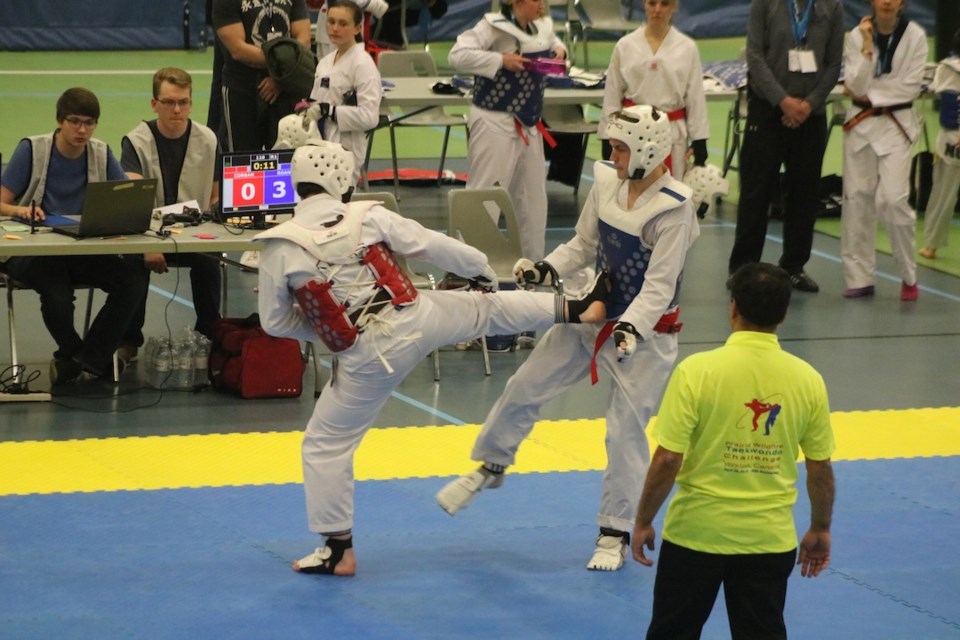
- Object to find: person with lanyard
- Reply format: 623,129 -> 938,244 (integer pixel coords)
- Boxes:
919,28 -> 960,260
305,0 -> 383,187
840,0 -> 927,301
448,0 -> 566,264
257,139 -> 610,576
727,0 -> 844,294
598,0 -> 709,179
436,105 -> 700,573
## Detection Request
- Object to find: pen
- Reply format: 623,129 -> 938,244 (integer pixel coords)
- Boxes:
29,200 -> 36,235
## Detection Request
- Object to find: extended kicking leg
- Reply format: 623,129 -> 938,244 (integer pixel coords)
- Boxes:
292,533 -> 356,576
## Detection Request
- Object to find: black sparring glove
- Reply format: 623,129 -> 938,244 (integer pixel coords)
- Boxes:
691,139 -> 708,167
613,321 -> 640,362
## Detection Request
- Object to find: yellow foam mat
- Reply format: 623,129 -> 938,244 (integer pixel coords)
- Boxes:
2,407 -> 959,496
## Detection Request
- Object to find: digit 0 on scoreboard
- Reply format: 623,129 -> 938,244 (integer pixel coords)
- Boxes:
229,166 -> 264,207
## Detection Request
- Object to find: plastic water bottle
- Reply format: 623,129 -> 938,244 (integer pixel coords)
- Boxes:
151,341 -> 172,389
173,340 -> 193,390
193,336 -> 211,387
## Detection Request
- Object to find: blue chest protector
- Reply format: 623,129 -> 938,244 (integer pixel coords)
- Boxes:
471,14 -> 556,127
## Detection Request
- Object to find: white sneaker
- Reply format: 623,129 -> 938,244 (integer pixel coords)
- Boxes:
436,467 -> 504,515
586,534 -> 628,571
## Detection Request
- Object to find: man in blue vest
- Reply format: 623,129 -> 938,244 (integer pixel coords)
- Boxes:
0,88 -> 148,385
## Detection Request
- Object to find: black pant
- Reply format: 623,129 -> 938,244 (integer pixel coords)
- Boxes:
5,255 -> 149,376
647,539 -> 796,640
122,252 -> 223,344
220,84 -> 293,152
728,92 -> 828,275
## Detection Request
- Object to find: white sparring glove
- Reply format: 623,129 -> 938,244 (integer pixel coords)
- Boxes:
513,258 -> 557,286
613,322 -> 640,362
364,0 -> 390,18
471,264 -> 499,292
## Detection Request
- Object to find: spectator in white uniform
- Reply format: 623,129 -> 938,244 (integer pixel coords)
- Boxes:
840,0 -> 928,301
599,0 -> 709,178
308,0 -> 383,186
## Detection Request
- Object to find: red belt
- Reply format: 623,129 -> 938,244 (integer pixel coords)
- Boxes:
621,98 -> 686,121
514,118 -> 557,148
589,309 -> 683,385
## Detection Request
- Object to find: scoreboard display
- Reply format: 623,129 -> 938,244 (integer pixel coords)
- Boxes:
219,149 -> 298,216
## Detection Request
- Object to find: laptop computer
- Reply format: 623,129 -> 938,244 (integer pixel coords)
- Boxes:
44,178 -> 158,238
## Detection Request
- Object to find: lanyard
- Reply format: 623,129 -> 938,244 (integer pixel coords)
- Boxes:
786,0 -> 815,46
873,29 -> 894,77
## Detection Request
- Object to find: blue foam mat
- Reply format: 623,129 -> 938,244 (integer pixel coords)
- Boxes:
1,459 -> 958,639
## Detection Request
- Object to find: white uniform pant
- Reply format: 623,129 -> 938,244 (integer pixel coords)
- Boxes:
471,323 -> 678,533
922,159 -> 960,249
841,140 -> 917,288
302,289 -> 558,534
465,107 -> 548,261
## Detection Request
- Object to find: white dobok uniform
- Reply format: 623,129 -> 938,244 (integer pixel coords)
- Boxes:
923,56 -> 960,250
470,162 -> 699,533
257,194 -> 563,534
449,13 -> 565,261
599,26 -> 709,178
841,19 -> 928,289
310,44 -> 382,185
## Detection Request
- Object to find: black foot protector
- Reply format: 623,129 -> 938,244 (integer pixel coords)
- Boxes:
294,537 -> 353,575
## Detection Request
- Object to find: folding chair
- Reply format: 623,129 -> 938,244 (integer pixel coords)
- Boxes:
2,273 -> 120,384
574,0 -> 643,69
447,187 -> 525,375
542,103 -> 598,194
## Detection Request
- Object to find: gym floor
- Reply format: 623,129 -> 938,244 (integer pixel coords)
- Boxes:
1,42 -> 959,639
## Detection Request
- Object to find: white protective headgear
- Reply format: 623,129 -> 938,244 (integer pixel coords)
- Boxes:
604,105 -> 672,179
683,163 -> 730,218
290,139 -> 355,197
273,112 -> 322,150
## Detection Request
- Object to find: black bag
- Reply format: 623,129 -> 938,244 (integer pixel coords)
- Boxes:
818,174 -> 843,218
909,151 -> 934,211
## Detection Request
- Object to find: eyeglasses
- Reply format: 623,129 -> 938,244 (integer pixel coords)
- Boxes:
157,98 -> 192,109
63,116 -> 98,129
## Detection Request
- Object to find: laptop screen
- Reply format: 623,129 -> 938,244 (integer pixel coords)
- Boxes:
219,149 -> 298,223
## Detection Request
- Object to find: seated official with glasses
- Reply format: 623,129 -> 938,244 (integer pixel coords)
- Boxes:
0,87 -> 149,386
118,67 -> 222,361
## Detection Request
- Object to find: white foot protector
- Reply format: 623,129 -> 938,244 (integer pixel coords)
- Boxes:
436,467 -> 504,515
586,534 -> 628,571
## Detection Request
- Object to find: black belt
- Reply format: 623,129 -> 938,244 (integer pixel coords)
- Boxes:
347,288 -> 393,326
843,101 -> 914,137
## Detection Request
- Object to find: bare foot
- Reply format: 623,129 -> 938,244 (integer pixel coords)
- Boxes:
331,548 -> 356,576
578,300 -> 606,323
919,247 -> 936,259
